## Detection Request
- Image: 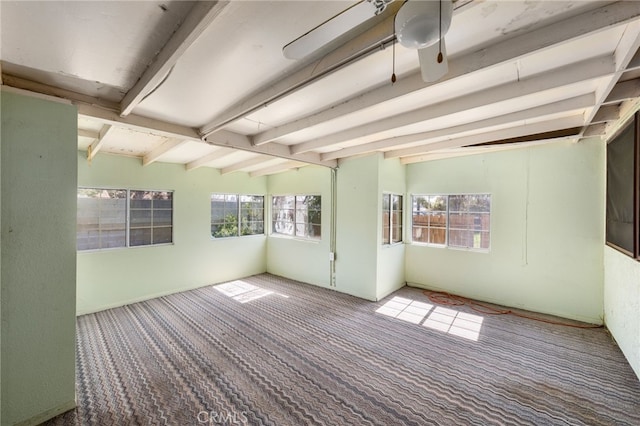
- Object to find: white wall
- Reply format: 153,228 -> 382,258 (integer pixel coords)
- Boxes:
604,246 -> 640,379
406,139 -> 605,324
77,152 -> 267,314
266,166 -> 332,287
1,91 -> 77,425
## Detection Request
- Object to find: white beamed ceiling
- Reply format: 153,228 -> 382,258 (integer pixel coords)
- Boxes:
2,0 -> 640,175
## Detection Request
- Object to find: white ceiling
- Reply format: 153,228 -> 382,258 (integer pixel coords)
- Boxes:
2,0 -> 640,176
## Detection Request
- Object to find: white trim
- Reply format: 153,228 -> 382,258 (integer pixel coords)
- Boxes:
1,84 -> 73,105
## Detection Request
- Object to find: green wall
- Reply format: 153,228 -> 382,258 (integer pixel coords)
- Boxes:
406,139 -> 605,324
266,166 -> 332,287
1,91 -> 77,425
334,155 -> 380,300
377,156 -> 406,300
266,154 -> 407,301
77,153 -> 267,314
604,247 -> 640,379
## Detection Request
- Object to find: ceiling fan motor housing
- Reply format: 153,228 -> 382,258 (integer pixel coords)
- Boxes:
395,0 -> 453,49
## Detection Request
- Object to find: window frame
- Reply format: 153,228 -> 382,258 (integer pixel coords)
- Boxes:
411,194 -> 448,247
605,112 -> 640,259
271,194 -> 322,241
77,187 -> 174,252
210,193 -> 265,239
411,193 -> 491,252
447,194 -> 491,251
382,192 -> 403,246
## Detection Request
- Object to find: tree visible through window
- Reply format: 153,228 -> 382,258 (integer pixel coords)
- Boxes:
211,194 -> 264,238
272,195 -> 321,239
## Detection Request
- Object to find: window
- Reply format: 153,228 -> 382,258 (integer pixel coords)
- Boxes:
382,193 -> 403,244
272,195 -> 321,239
412,194 -> 491,250
77,189 -> 127,250
606,113 -> 639,258
412,195 -> 447,245
448,194 -> 490,249
77,188 -> 173,251
129,191 -> 173,246
211,194 -> 264,238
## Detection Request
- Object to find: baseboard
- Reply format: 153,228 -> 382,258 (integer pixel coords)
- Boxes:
406,281 -> 603,325
14,399 -> 76,426
76,272 -> 267,315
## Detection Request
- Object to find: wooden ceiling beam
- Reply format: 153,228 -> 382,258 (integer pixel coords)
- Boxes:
385,115 -> 585,158
186,148 -> 235,171
220,156 -> 273,175
321,94 -> 594,161
198,2 -> 405,138
591,104 -> 620,124
143,138 -> 189,166
603,78 -> 640,104
204,130 -> 336,168
120,1 -> 229,116
251,1 -> 640,146
87,125 -> 114,161
250,161 -> 306,178
292,55 -> 612,154
78,128 -> 100,139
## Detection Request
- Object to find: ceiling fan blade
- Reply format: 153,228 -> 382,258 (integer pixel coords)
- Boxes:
283,1 -> 378,60
418,41 -> 448,83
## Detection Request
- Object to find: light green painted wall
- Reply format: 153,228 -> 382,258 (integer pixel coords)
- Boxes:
266,166 -> 332,287
377,156 -> 406,300
267,154 -> 407,301
77,152 -> 267,314
406,139 -> 605,323
1,91 -> 77,425
334,155 -> 379,300
604,246 -> 640,380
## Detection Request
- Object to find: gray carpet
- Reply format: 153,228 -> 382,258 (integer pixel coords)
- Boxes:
46,273 -> 640,425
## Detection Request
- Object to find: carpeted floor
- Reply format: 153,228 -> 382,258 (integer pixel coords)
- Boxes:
47,274 -> 640,425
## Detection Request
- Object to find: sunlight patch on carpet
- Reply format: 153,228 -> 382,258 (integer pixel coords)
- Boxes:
376,297 -> 484,341
423,306 -> 484,341
376,296 -> 433,324
214,280 -> 277,303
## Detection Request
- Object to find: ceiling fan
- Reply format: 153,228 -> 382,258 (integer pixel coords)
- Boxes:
283,0 -> 454,83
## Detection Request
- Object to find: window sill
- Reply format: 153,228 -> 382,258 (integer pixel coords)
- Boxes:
77,242 -> 174,253
410,242 -> 446,248
211,234 -> 266,241
382,241 -> 404,248
410,242 -> 489,253
269,233 -> 322,244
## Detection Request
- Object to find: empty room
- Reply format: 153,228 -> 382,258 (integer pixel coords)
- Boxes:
2,0 -> 640,425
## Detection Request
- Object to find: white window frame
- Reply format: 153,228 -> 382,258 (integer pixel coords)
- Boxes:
271,194 -> 322,240
382,193 -> 403,245
411,194 -> 448,247
77,187 -> 174,251
211,193 -> 265,238
411,193 -> 491,252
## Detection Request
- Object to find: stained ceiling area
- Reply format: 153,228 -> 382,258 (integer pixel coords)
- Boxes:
2,1 -> 640,176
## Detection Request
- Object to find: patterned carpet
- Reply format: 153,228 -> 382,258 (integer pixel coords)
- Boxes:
46,274 -> 640,425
